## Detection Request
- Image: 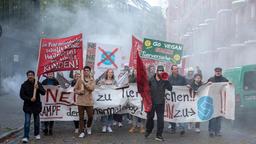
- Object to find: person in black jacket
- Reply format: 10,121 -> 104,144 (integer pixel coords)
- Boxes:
41,72 -> 59,136
207,67 -> 229,137
145,65 -> 172,141
20,70 -> 45,143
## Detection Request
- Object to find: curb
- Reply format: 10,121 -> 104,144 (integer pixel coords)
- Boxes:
0,126 -> 23,143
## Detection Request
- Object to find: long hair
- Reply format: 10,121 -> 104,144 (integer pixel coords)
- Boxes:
104,68 -> 115,80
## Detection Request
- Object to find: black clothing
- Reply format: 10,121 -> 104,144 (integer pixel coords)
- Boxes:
149,74 -> 172,104
20,80 -> 45,114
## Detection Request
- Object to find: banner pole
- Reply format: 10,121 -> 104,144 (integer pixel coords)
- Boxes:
80,34 -> 85,91
32,38 -> 42,99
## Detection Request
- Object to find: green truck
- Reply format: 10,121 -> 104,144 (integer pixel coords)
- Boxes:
224,64 -> 256,119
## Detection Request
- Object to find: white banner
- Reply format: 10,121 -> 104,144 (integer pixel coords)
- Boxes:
40,83 -> 235,122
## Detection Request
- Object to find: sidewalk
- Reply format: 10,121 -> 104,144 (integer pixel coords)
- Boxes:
0,93 -> 24,143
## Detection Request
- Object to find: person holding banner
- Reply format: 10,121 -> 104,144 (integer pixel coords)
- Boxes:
145,65 -> 172,141
98,68 -> 117,133
41,72 -> 60,136
20,70 -> 46,143
207,67 -> 229,137
168,64 -> 188,136
70,72 -> 86,134
187,73 -> 204,133
74,66 -> 95,138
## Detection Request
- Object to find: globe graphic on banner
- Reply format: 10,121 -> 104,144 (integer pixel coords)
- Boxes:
101,51 -> 115,65
197,96 -> 214,120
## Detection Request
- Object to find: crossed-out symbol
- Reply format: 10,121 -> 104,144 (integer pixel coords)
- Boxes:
97,47 -> 118,68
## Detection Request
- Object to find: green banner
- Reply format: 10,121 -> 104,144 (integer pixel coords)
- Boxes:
141,38 -> 183,64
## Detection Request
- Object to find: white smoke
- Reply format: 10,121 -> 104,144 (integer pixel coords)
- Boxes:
1,74 -> 24,96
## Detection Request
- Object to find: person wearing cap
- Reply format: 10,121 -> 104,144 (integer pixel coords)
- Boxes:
207,67 -> 229,137
145,65 -> 172,141
168,64 -> 188,135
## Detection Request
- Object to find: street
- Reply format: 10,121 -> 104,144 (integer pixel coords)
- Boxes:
1,91 -> 255,144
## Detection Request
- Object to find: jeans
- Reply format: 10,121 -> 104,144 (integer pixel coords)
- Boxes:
23,112 -> 40,139
101,115 -> 113,126
132,116 -> 145,127
169,122 -> 187,131
208,116 -> 222,133
146,104 -> 165,137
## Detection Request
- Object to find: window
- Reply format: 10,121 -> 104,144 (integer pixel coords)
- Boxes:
243,71 -> 256,91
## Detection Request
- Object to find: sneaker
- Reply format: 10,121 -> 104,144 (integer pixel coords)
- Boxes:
129,127 -> 137,133
87,127 -> 92,135
107,126 -> 113,133
140,127 -> 145,134
118,122 -> 123,127
180,130 -> 185,136
168,124 -> 172,129
127,120 -> 132,124
78,132 -> 85,138
144,131 -> 151,138
113,121 -> 117,126
155,136 -> 164,141
35,135 -> 41,140
102,126 -> 107,133
22,137 -> 28,143
74,128 -> 79,134
195,128 -> 200,133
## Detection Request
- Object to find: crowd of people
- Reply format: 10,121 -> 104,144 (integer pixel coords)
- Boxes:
19,64 -> 230,143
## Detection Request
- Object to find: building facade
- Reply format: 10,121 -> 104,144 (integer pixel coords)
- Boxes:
166,0 -> 256,76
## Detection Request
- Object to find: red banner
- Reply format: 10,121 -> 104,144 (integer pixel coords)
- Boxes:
37,33 -> 83,76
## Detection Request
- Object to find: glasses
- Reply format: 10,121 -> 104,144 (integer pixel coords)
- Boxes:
157,70 -> 164,72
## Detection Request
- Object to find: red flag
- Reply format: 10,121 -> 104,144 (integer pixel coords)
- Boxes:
136,51 -> 152,112
129,36 -> 143,68
37,33 -> 83,76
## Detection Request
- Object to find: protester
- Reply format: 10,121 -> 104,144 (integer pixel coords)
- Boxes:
145,65 -> 172,141
168,65 -> 188,135
147,64 -> 155,78
70,72 -> 86,134
195,66 -> 202,75
98,68 -> 116,133
128,69 -> 145,134
74,66 -> 95,138
207,67 -> 229,137
20,70 -> 46,143
186,67 -> 194,84
41,72 -> 59,136
187,73 -> 203,133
